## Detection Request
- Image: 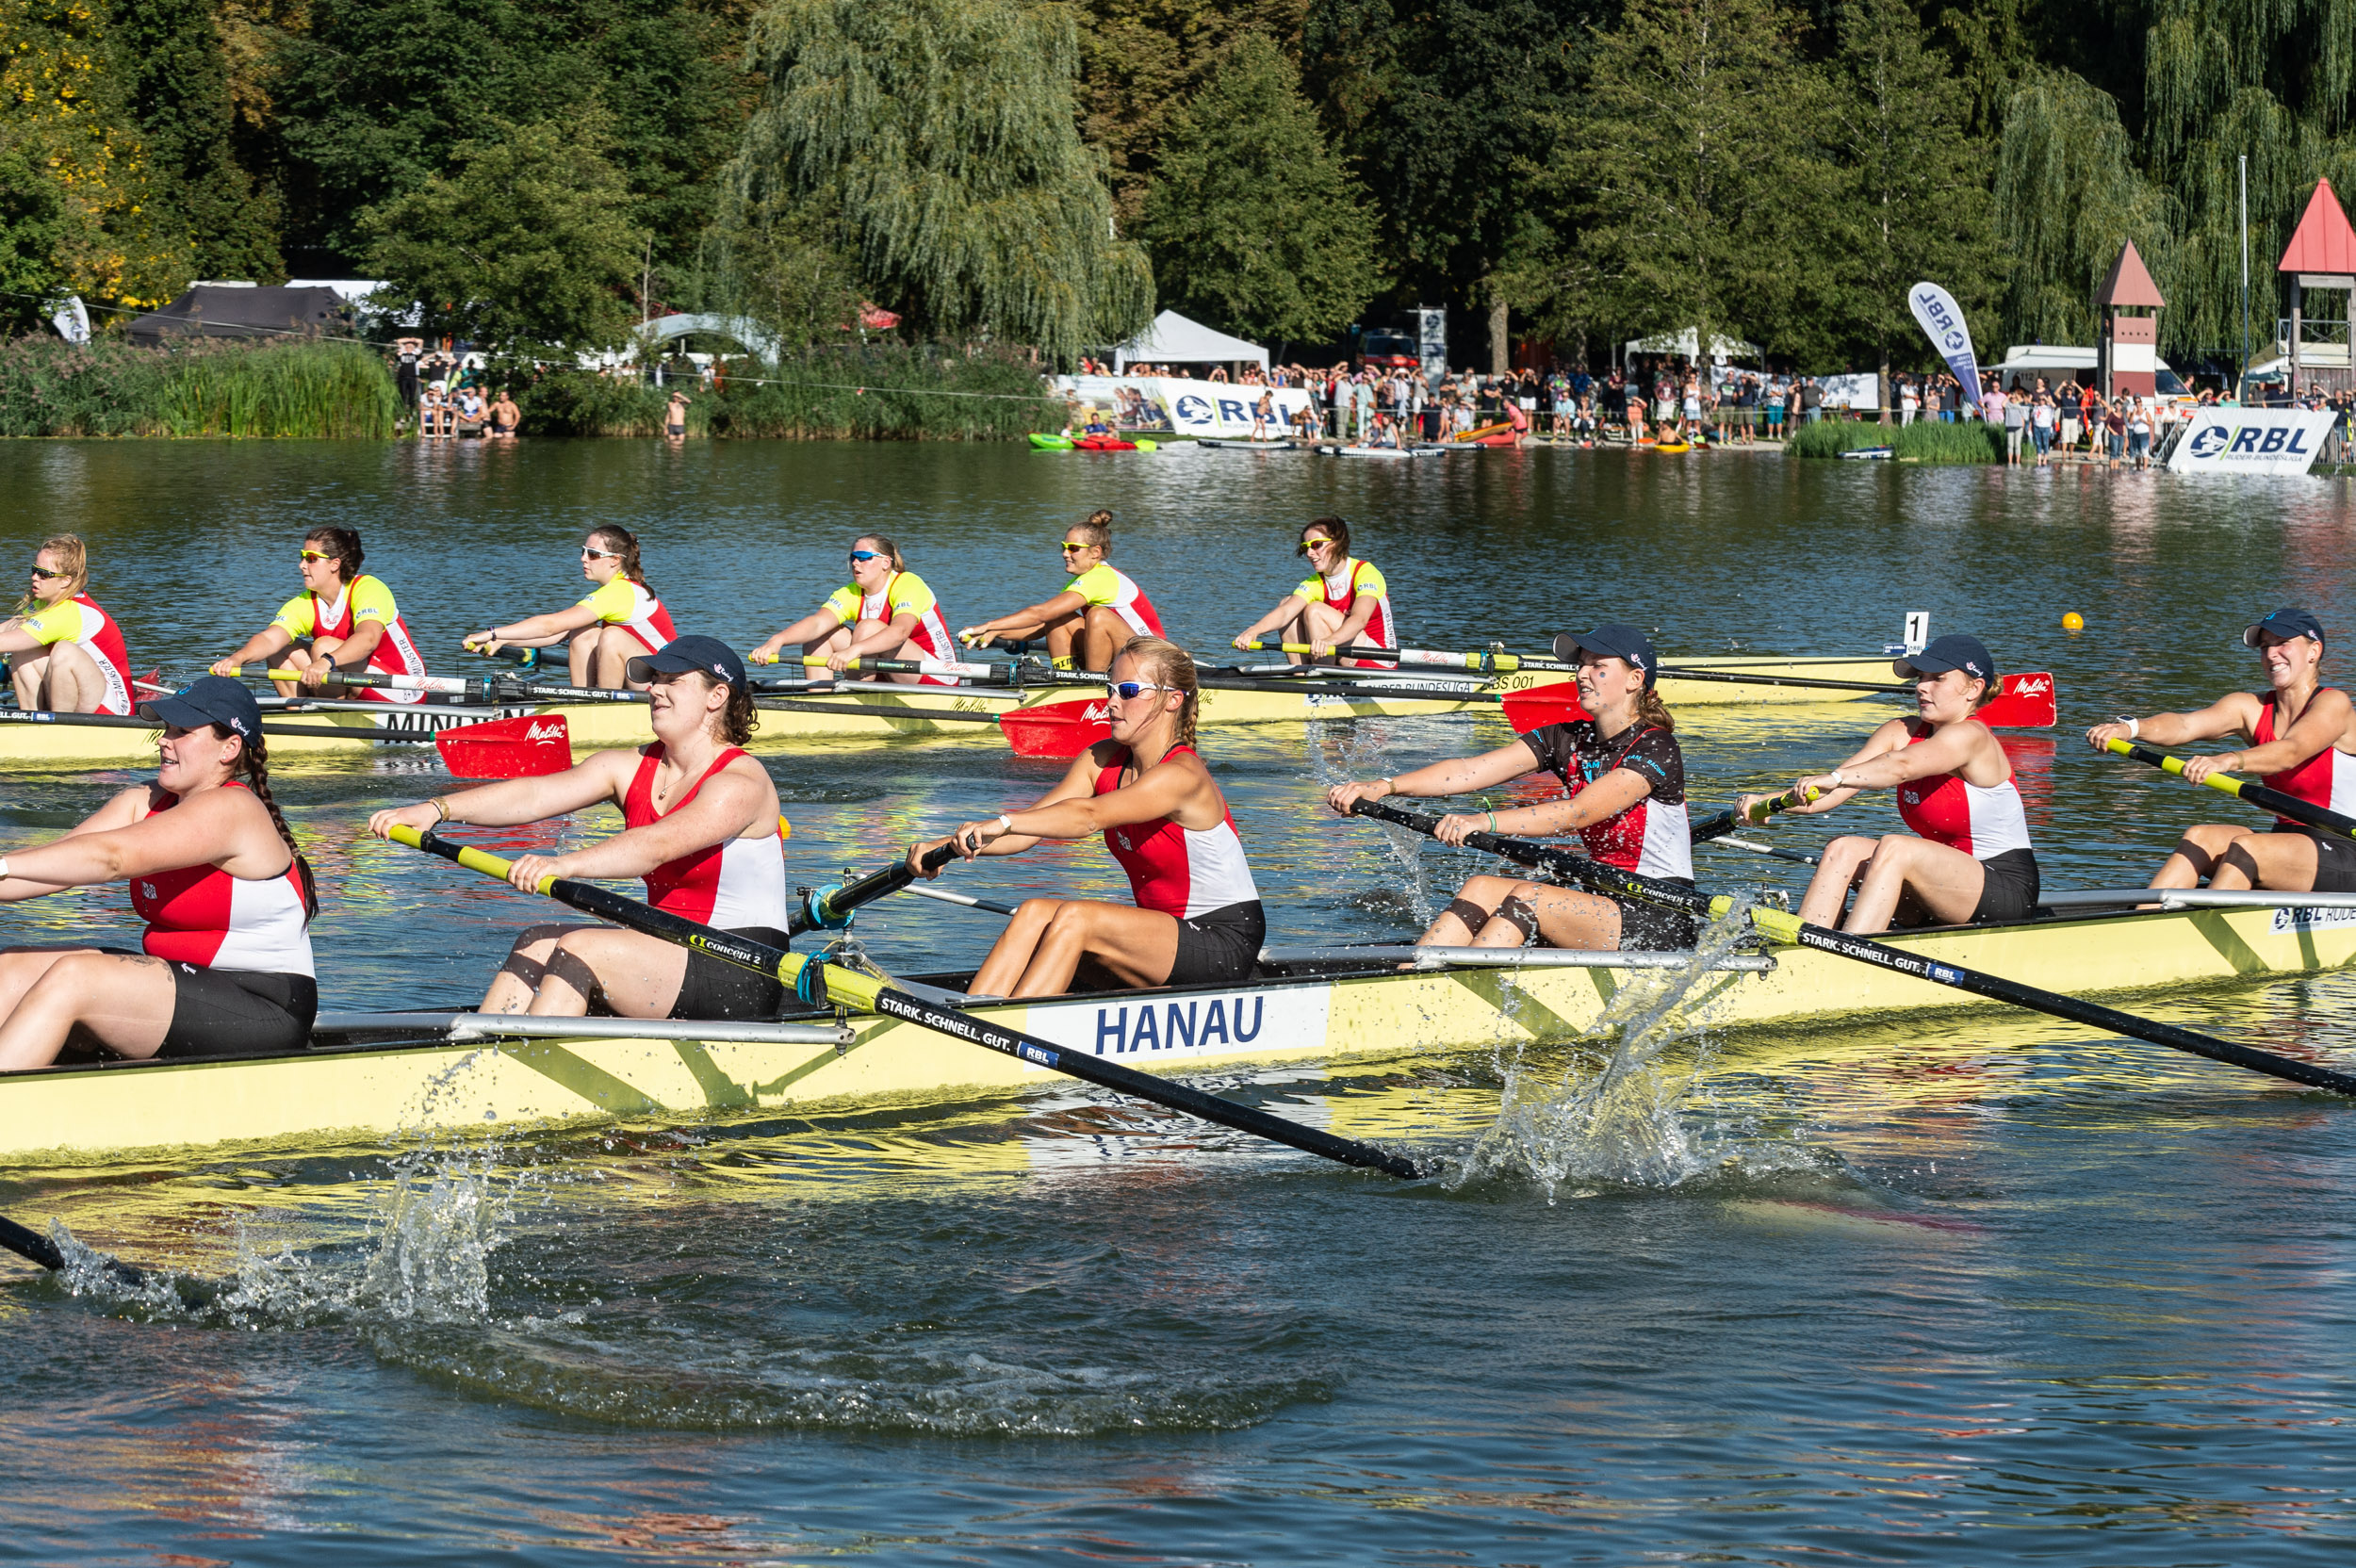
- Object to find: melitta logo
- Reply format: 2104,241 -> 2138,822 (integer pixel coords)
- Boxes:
526,723 -> 564,741
2011,674 -> 2051,696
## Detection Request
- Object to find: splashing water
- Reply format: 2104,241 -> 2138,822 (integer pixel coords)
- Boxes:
1449,894 -> 1815,1199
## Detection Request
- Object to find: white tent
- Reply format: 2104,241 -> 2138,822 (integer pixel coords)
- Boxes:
1108,310 -> 1268,372
1622,327 -> 1761,364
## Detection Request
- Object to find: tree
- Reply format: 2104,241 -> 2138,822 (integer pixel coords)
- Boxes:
1140,34 -> 1379,346
1543,0 -> 1835,362
1826,0 -> 1991,410
1991,69 -> 2173,350
362,118 -> 647,352
728,0 -> 1151,363
1304,0 -> 1590,371
105,0 -> 282,284
0,139 -> 75,333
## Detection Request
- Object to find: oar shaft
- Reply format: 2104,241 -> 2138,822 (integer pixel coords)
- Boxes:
1243,641 -> 1546,674
391,828 -> 1421,1177
1351,798 -> 2356,1098
790,843 -> 958,935
0,1214 -> 63,1271
775,655 -> 1002,679
2103,737 -> 2356,841
0,708 -> 450,743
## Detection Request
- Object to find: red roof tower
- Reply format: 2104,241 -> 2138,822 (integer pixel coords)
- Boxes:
2280,180 -> 2356,394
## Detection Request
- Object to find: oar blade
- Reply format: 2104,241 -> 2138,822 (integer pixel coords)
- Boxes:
999,700 -> 1109,758
1498,680 -> 1592,732
434,713 -> 573,778
1977,672 -> 2056,728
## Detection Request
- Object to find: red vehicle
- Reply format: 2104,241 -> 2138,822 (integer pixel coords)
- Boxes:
1357,330 -> 1420,372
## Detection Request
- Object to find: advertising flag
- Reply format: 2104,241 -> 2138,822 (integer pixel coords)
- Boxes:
1908,283 -> 1983,413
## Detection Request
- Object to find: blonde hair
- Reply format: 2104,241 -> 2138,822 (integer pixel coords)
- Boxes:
1118,634 -> 1199,746
855,532 -> 907,570
1070,510 -> 1113,553
19,533 -> 88,612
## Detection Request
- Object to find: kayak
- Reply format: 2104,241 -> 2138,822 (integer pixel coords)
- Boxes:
1654,441 -> 1693,453
1073,435 -> 1137,451
1027,433 -> 1073,449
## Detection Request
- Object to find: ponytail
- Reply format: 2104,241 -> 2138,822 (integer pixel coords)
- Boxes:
303,526 -> 364,582
589,525 -> 648,588
221,726 -> 319,919
1120,633 -> 1199,747
1633,687 -> 1676,734
17,533 -> 89,612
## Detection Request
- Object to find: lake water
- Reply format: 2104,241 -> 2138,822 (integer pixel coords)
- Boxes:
7,438 -> 2356,1563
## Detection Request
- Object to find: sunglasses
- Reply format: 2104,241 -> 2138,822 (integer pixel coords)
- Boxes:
1058,540 -> 1090,553
27,564 -> 65,580
1300,536 -> 1336,549
581,546 -> 621,559
1107,680 -> 1166,700
848,548 -> 883,564
299,549 -> 335,563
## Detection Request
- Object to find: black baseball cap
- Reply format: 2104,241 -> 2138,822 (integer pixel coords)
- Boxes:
139,675 -> 260,742
2244,609 -> 2326,650
1552,624 -> 1659,688
1895,633 -> 1996,683
626,634 -> 746,690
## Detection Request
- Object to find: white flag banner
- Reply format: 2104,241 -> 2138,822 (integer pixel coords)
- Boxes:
1908,283 -> 1982,412
49,295 -> 89,345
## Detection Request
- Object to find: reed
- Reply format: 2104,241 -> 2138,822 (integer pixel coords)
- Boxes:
0,337 -> 400,438
1785,417 -> 2003,463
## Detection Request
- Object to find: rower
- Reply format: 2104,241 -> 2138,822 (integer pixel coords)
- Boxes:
1230,516 -> 1398,667
747,533 -> 955,685
368,636 -> 791,1021
1327,624 -> 1696,951
908,635 -> 1264,997
957,510 -> 1164,672
2085,607 -> 2356,894
0,677 -> 318,1070
1741,633 -> 2038,933
211,527 -> 428,703
0,532 -> 134,714
462,525 -> 677,689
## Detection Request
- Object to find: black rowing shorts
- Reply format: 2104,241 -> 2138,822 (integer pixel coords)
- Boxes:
92,951 -> 317,1057
1969,848 -> 2041,923
669,926 -> 791,1021
1167,901 -> 1266,986
2280,825 -> 2356,893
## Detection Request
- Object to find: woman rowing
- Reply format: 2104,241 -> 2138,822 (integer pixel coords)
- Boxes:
0,533 -> 135,715
908,636 -> 1263,998
462,525 -> 677,689
1231,516 -> 1399,667
2084,608 -> 2356,894
368,638 -> 790,1020
1327,624 -> 1696,951
1740,633 -> 2038,933
957,511 -> 1164,672
747,532 -> 957,685
212,526 -> 428,703
0,678 -> 317,1070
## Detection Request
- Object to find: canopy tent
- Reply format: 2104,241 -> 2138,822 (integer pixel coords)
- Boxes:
1106,310 -> 1268,372
1621,327 -> 1761,364
126,286 -> 350,347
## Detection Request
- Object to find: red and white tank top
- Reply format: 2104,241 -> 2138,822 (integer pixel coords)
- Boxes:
2252,688 -> 2356,825
130,785 -> 315,976
625,743 -> 790,929
1092,745 -> 1261,919
22,594 -> 134,714
1894,727 -> 2033,859
1299,559 -> 1397,667
311,575 -> 426,706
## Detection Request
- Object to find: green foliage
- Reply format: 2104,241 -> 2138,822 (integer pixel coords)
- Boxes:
1823,0 -> 1989,375
0,142 -> 75,334
1543,0 -> 1834,360
0,336 -> 397,435
362,118 -> 648,353
1139,33 -> 1379,346
1991,69 -> 2174,349
105,0 -> 282,283
699,182 -> 866,352
512,349 -> 1058,436
729,0 -> 1152,365
1785,416 -> 2001,461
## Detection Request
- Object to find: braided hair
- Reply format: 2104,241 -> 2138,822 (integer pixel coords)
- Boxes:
588,525 -> 649,587
215,725 -> 319,919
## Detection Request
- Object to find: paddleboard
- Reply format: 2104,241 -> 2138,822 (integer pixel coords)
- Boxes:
1198,438 -> 1297,450
1838,447 -> 1896,461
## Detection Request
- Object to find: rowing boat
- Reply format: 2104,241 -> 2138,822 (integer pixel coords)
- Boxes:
0,654 -> 1908,767
8,899 -> 2351,1164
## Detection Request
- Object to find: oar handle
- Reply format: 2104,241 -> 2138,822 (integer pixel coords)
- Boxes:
2102,736 -> 2356,841
390,826 -> 1425,1176
790,842 -> 959,935
1690,789 -> 1806,843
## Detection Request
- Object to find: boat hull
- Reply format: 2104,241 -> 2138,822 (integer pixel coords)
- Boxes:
6,903 -> 2352,1165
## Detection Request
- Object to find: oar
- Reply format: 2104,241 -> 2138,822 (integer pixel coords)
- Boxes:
1347,798 -> 2356,1097
1000,675 -> 1520,759
2102,737 -> 2356,840
0,1211 -> 150,1284
754,653 -> 1007,682
1502,671 -> 2057,731
387,826 -> 1424,1177
1688,789 -> 1807,844
1239,641 -> 1548,673
0,704 -> 568,776
789,843 -> 957,935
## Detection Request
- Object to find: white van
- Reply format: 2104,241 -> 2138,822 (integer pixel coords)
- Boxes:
1984,345 -> 2195,405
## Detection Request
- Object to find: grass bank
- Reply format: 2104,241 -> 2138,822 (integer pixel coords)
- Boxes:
515,348 -> 1059,439
1784,418 -> 2003,463
0,337 -> 400,437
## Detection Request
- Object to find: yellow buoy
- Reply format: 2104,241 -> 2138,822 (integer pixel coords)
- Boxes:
2062,612 -> 2086,631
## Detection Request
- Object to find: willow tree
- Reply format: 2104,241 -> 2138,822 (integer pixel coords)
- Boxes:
1991,70 -> 2174,349
729,0 -> 1152,364
2143,0 -> 2356,357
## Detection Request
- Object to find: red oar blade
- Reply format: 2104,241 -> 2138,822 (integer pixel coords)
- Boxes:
1977,672 -> 2056,728
434,713 -> 572,778
999,700 -> 1109,758
1499,681 -> 1592,733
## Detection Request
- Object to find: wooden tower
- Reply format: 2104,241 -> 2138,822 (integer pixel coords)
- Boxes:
2096,241 -> 2166,398
2280,178 -> 2356,395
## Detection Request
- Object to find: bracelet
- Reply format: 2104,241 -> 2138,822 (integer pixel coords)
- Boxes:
1380,776 -> 1395,794
996,813 -> 1014,834
2123,716 -> 2141,740
1825,770 -> 1845,790
432,797 -> 450,823
1485,811 -> 1497,832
